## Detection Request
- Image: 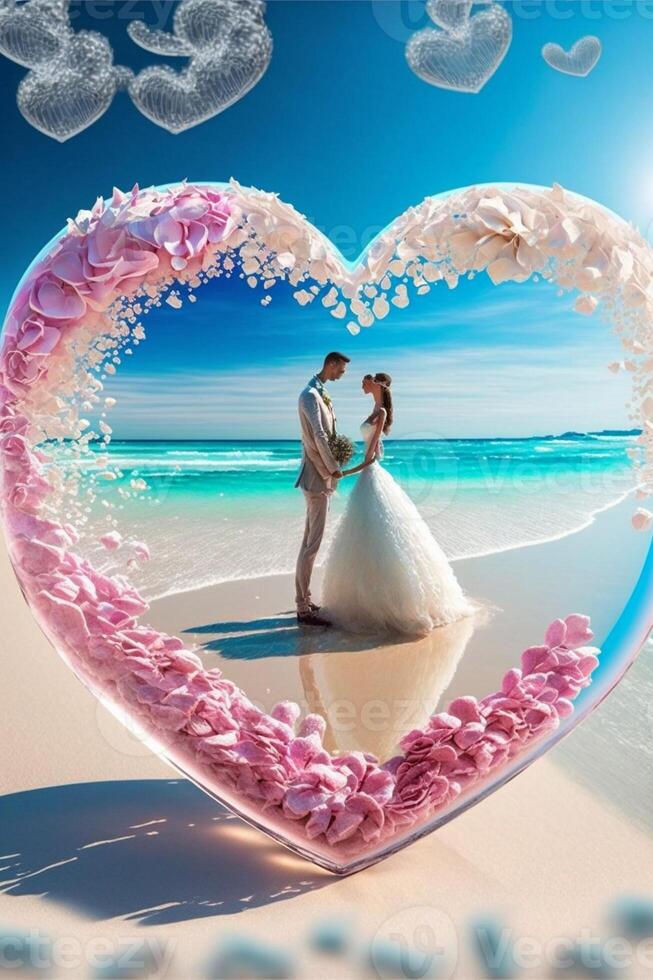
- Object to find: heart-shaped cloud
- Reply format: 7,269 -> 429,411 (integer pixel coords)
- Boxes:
406,2 -> 512,93
0,179 -> 651,872
542,35 -> 602,77
127,0 -> 272,134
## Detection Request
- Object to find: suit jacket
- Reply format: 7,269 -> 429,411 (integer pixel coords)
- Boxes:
294,377 -> 339,494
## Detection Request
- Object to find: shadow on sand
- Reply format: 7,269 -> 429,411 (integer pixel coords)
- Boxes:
183,612 -> 414,660
0,780 -> 334,924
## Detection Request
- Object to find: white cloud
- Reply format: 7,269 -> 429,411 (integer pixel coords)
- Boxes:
98,270 -> 628,439
97,337 -> 632,440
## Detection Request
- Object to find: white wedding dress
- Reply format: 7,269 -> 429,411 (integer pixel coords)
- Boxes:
321,420 -> 476,637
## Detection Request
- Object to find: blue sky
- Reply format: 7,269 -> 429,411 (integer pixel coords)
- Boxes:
1,0 -> 649,437
103,270 -> 633,439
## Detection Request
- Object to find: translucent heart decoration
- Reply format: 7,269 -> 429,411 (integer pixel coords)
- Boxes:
127,0 -> 272,134
0,0 -> 70,66
406,2 -> 512,94
1,179 -> 652,874
0,0 -> 132,141
426,0 -> 473,33
542,36 -> 602,78
0,0 -> 271,139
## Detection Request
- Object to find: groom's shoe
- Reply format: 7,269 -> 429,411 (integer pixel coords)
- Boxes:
308,601 -> 321,613
297,610 -> 331,627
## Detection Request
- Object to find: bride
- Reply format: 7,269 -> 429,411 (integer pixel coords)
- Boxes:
321,372 -> 476,637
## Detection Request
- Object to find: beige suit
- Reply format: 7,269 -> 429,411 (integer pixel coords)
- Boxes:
294,379 -> 339,614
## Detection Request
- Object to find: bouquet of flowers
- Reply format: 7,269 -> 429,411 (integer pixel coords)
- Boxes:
328,431 -> 355,467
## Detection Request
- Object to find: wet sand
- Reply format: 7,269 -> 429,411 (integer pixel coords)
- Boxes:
1,492 -> 652,978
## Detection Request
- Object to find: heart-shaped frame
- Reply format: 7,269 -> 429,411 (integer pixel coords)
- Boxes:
2,179 -> 652,874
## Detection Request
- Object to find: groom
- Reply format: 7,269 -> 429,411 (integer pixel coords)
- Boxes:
294,351 -> 350,626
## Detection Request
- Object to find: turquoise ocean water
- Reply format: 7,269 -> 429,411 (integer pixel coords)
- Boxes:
53,430 -> 640,602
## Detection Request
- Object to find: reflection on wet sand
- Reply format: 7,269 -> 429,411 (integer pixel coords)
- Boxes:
173,602 -> 484,760
298,614 -> 479,758
139,493 -> 649,772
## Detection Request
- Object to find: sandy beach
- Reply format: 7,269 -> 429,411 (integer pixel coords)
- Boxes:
2,489 -> 653,977
144,493 -> 650,760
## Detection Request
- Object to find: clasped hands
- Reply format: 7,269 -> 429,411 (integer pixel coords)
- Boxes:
333,452 -> 378,480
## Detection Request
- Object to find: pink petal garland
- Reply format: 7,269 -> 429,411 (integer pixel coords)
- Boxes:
3,177 -> 646,862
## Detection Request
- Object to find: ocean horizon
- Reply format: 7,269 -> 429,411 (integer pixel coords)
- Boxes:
52,429 -> 641,601
57,426 -> 643,443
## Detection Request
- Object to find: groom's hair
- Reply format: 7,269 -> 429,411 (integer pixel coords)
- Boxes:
324,351 -> 351,366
